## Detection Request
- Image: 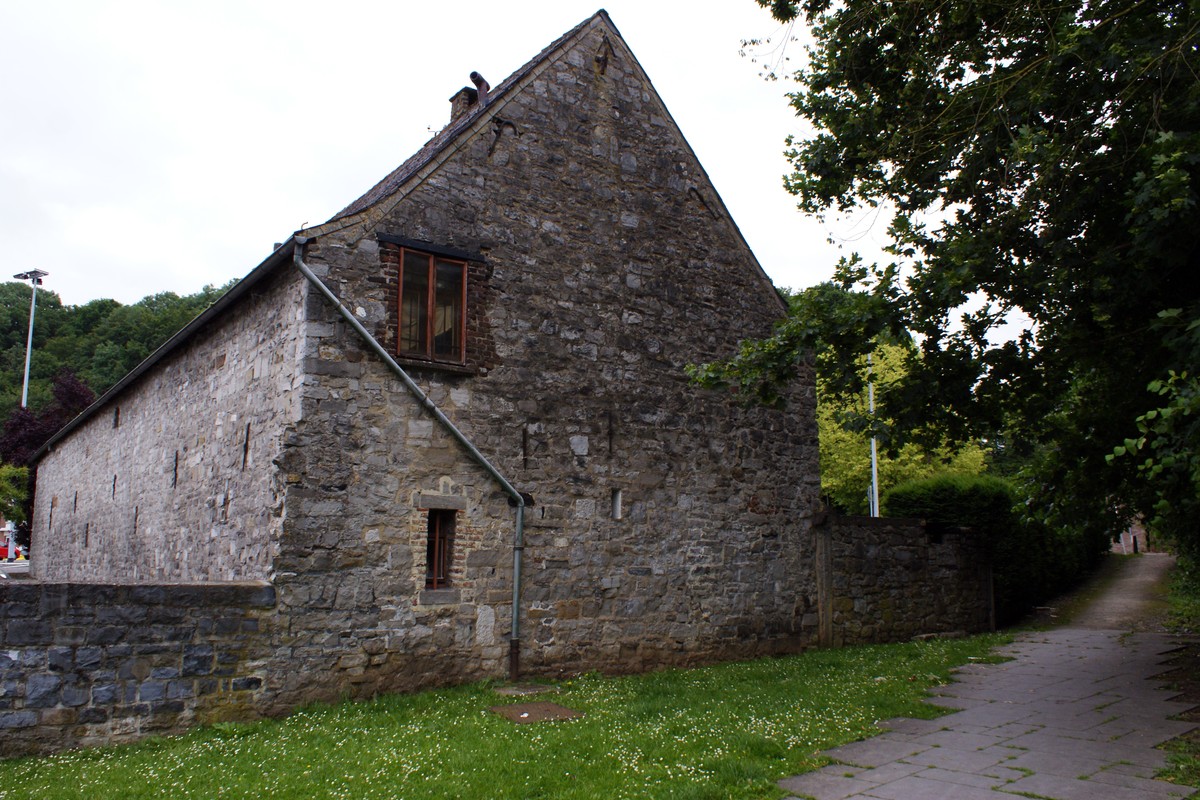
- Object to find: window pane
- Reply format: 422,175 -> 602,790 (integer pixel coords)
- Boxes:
400,252 -> 430,355
433,260 -> 464,360
426,509 -> 455,588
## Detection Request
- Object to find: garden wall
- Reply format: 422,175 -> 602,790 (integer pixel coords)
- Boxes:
0,515 -> 991,759
0,582 -> 276,758
814,515 -> 992,647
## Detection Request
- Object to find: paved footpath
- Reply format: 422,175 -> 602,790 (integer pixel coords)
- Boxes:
780,554 -> 1199,799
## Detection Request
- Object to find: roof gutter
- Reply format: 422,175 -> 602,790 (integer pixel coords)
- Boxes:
291,238 -> 528,681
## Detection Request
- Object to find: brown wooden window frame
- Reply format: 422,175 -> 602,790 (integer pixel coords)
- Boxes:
425,509 -> 456,589
398,247 -> 468,365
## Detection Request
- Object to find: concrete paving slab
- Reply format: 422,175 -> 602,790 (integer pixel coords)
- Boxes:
1004,728 -> 1171,768
848,762 -> 925,784
1005,771 -> 1191,800
901,744 -> 1011,773
911,729 -> 1007,751
876,718 -> 945,735
1004,747 -> 1113,778
855,774 -> 1007,799
823,736 -> 931,768
909,766 -> 1005,789
778,768 -> 879,800
1089,767 -> 1200,797
777,557 -> 1199,799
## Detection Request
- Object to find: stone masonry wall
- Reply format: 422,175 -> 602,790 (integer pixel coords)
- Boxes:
816,515 -> 992,647
265,15 -> 821,704
0,582 -> 276,758
33,268 -> 306,582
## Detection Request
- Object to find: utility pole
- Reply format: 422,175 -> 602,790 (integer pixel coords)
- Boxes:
13,270 -> 48,408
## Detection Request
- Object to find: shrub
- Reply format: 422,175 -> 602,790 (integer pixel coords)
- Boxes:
883,473 -> 1014,527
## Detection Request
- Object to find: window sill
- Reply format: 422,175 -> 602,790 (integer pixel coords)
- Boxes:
395,357 -> 477,376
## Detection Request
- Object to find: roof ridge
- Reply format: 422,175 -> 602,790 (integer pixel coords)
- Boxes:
328,10 -> 610,224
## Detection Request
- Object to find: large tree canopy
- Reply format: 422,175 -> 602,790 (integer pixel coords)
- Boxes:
701,0 -> 1200,544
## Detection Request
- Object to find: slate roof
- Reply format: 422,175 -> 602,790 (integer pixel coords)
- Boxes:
330,10 -> 611,223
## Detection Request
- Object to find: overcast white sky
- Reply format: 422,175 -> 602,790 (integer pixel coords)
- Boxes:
0,1 -> 892,307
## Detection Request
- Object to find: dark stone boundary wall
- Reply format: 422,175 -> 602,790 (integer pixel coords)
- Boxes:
0,582 -> 276,758
816,515 -> 992,647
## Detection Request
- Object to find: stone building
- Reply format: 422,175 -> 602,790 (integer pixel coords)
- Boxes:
28,10 -> 822,712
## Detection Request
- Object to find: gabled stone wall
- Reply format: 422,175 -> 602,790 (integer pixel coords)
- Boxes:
265,15 -> 822,701
32,268 -> 306,583
23,11 -> 824,736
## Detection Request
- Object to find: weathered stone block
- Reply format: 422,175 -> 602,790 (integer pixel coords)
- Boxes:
181,645 -> 215,677
61,684 -> 90,707
24,674 -> 62,708
5,620 -> 52,646
0,711 -> 37,729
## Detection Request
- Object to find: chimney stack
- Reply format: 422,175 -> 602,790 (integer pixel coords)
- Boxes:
449,86 -> 478,122
448,72 -> 491,124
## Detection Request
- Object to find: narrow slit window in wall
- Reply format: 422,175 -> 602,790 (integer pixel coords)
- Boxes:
611,488 -> 623,520
425,509 -> 456,589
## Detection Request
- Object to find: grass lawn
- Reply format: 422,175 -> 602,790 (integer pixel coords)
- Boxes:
0,635 -> 1006,800
1159,558 -> 1200,788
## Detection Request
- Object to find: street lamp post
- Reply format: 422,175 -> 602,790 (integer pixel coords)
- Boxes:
13,270 -> 48,408
868,353 -> 880,517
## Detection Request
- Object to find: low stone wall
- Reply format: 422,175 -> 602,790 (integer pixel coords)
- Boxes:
1,517 -> 990,758
0,582 -> 276,758
815,515 -> 992,646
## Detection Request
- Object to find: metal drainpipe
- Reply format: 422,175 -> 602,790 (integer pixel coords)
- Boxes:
292,238 -> 528,681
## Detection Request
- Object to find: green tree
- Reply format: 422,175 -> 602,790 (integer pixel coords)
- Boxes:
0,463 -> 29,525
706,0 -> 1199,545
818,341 -> 987,515
0,280 -> 235,422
